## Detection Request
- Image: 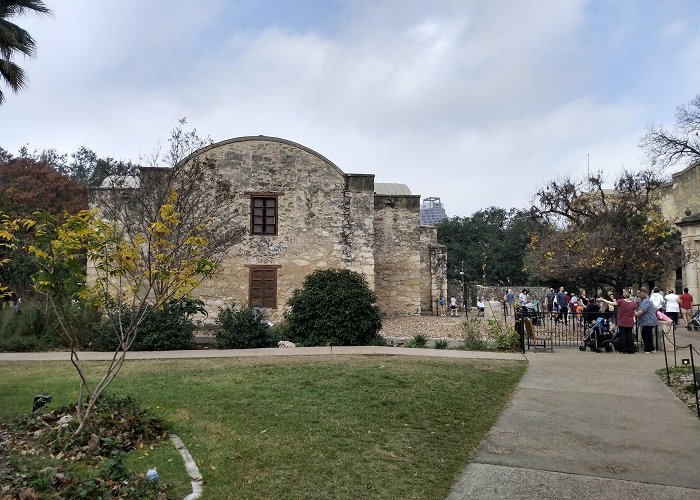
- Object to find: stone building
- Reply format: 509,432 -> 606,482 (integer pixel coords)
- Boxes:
97,136 -> 447,321
660,161 -> 700,301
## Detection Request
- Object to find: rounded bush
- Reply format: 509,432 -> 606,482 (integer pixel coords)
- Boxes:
215,304 -> 276,349
285,268 -> 382,346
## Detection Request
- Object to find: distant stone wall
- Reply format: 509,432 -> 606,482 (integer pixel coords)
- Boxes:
446,283 -> 551,308
345,174 -> 376,287
472,285 -> 550,303
420,227 -> 447,314
373,194 -> 422,316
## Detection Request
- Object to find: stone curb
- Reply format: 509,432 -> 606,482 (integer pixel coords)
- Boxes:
0,346 -> 527,362
169,433 -> 203,500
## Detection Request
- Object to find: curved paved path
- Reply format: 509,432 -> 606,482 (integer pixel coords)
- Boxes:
448,347 -> 700,499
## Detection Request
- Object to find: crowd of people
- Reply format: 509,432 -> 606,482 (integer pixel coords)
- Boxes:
510,285 -> 695,354
438,286 -> 696,344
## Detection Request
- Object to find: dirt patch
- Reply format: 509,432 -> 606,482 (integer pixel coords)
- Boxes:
380,315 -> 471,340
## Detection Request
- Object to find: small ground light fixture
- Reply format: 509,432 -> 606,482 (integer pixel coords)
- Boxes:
33,394 -> 52,412
682,359 -> 691,366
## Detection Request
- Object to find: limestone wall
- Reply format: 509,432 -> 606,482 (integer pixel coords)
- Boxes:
660,162 -> 700,300
178,137 -> 375,322
660,162 -> 700,223
373,194 -> 422,316
89,136 -> 439,323
419,227 -> 447,314
672,219 -> 700,302
344,174 -> 376,288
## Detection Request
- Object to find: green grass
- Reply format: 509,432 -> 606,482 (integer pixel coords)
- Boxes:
0,355 -> 526,499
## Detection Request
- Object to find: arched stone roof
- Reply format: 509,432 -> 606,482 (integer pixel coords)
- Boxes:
374,183 -> 412,196
175,136 -> 346,177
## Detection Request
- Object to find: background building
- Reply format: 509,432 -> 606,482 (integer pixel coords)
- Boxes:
660,161 -> 700,302
420,197 -> 448,226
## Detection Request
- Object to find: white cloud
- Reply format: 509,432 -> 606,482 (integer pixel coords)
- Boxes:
1,0 -> 698,217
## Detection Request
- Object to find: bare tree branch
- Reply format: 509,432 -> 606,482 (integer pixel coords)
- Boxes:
642,94 -> 700,168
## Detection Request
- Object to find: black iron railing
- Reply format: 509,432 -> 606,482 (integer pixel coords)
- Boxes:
515,309 -> 621,347
661,325 -> 700,420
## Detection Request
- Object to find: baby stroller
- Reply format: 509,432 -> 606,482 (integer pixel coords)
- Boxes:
691,310 -> 700,331
579,317 -> 618,353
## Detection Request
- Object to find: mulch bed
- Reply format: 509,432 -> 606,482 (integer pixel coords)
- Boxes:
0,396 -> 169,499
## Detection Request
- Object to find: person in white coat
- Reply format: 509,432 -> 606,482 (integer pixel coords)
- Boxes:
650,288 -> 664,311
664,290 -> 681,326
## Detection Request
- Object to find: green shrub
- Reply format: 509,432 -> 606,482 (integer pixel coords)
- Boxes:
215,304 -> 276,349
0,304 -> 49,352
461,318 -> 481,338
406,333 -> 428,348
434,339 -> 449,349
462,337 -> 491,351
99,451 -> 130,482
269,320 -> 291,343
487,319 -> 519,351
285,269 -> 382,346
0,298 -> 101,352
92,298 -> 204,351
461,318 -> 491,351
368,336 -> 389,346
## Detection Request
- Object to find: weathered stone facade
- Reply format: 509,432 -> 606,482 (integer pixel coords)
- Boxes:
95,137 -> 446,321
420,227 -> 447,313
660,161 -> 700,300
373,194 -> 422,315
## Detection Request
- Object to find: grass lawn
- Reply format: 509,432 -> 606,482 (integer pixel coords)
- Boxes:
0,355 -> 526,499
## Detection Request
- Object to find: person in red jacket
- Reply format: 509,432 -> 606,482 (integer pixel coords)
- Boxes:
679,287 -> 694,330
598,289 -> 637,353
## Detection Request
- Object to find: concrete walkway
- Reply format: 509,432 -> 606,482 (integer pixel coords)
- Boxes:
448,347 -> 700,499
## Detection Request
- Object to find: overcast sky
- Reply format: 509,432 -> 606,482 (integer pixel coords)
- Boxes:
1,0 -> 698,217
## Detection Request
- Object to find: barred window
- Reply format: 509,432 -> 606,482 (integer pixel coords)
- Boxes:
251,196 -> 277,235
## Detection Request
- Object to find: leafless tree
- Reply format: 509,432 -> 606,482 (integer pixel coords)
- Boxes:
642,94 -> 700,169
93,155 -> 244,302
141,117 -> 214,168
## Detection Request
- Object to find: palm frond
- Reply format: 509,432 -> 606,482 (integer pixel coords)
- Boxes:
0,57 -> 28,101
0,18 -> 37,59
0,1 -> 52,18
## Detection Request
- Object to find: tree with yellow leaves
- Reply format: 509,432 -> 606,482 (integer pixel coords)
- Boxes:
0,198 -> 228,436
526,169 -> 686,291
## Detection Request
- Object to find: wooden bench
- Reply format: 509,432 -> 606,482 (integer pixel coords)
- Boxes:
524,317 -> 553,352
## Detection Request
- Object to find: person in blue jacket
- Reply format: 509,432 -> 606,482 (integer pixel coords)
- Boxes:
634,289 -> 658,353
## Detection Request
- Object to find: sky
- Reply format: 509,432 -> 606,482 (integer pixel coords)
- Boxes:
1,0 -> 699,217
